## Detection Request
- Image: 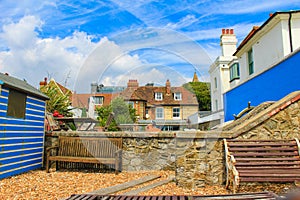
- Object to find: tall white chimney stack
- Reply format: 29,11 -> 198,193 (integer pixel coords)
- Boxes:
220,28 -> 237,57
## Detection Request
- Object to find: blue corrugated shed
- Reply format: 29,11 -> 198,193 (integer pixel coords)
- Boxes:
0,73 -> 49,179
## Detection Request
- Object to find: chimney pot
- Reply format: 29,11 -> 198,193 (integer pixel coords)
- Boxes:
269,13 -> 273,17
222,29 -> 225,34
230,29 -> 234,34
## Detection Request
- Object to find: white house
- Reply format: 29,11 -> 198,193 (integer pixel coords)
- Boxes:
208,28 -> 237,123
224,10 -> 300,121
232,11 -> 300,85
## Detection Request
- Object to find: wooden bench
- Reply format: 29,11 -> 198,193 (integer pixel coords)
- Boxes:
46,136 -> 122,174
224,139 -> 300,193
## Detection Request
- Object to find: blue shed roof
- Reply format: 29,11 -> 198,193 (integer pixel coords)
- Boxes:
0,73 -> 49,100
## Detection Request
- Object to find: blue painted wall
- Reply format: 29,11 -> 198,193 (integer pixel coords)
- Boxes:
224,50 -> 300,121
0,86 -> 46,179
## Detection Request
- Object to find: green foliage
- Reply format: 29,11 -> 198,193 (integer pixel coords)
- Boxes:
96,97 -> 137,131
40,85 -> 73,117
183,82 -> 211,111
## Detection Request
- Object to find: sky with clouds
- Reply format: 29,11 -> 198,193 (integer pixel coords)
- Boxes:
0,0 -> 299,92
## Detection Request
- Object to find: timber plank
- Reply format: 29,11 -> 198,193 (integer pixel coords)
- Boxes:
88,175 -> 161,195
229,147 -> 297,151
122,176 -> 174,195
235,157 -> 300,161
232,152 -> 299,157
228,142 -> 296,147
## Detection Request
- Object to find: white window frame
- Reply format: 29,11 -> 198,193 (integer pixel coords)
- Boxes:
174,92 -> 182,101
156,107 -> 164,119
155,92 -> 163,101
93,96 -> 104,105
172,107 -> 180,119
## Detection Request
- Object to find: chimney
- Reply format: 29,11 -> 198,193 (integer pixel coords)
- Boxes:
91,83 -> 98,93
127,79 -> 139,89
220,28 -> 237,57
39,77 -> 47,88
269,13 -> 273,17
166,79 -> 171,95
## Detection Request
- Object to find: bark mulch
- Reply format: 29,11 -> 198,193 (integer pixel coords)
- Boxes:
0,169 -> 298,200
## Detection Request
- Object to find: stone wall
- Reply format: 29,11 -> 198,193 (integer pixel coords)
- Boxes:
44,92 -> 300,190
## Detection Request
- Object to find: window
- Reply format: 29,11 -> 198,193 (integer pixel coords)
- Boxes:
229,63 -> 240,81
155,92 -> 163,100
214,77 -> 217,89
174,92 -> 182,100
127,101 -> 134,108
172,107 -> 180,118
248,48 -> 254,75
156,107 -> 164,119
7,89 -> 27,119
93,96 -> 104,105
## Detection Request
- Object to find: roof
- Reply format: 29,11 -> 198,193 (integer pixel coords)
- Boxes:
119,85 -> 198,106
234,10 -> 300,56
0,72 -> 49,100
72,93 -> 112,108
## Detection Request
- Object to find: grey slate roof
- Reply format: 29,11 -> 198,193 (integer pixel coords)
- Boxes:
0,73 -> 49,100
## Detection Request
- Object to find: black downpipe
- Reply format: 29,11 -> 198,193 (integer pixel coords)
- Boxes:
288,12 -> 293,53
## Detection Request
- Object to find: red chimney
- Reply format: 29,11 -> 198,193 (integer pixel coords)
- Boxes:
269,13 -> 273,17
39,77 -> 48,87
166,79 -> 171,95
127,79 -> 139,89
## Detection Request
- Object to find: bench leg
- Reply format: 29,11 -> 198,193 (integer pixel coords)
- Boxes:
46,159 -> 50,173
56,161 -> 59,171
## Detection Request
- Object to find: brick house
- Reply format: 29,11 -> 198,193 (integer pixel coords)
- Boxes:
119,79 -> 199,130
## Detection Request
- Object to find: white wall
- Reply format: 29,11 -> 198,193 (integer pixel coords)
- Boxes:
237,14 -> 300,84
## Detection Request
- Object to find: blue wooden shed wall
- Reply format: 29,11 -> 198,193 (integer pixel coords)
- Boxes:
0,86 -> 46,179
223,50 -> 300,121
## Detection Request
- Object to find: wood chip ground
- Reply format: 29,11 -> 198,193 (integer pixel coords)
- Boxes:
0,169 -> 297,200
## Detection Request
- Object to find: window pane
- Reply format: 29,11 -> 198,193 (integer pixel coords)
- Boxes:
7,89 -> 27,119
156,107 -> 164,119
94,96 -> 104,104
173,107 -> 180,118
174,92 -> 182,100
155,92 -> 163,100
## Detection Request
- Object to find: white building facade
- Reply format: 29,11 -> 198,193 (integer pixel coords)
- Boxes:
208,28 -> 237,123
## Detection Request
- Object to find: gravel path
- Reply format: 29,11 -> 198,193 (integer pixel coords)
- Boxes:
0,169 -> 297,200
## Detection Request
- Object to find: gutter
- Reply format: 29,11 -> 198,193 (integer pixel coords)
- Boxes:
288,12 -> 293,53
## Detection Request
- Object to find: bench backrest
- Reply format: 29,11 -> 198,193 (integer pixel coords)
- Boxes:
225,139 -> 300,168
58,136 -> 122,158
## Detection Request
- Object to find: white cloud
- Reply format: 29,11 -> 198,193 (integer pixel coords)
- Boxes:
166,14 -> 198,30
0,15 -> 144,93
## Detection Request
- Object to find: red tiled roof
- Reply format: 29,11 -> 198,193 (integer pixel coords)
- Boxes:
118,85 -> 198,106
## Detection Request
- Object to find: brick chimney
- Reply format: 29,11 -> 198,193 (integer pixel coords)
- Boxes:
127,79 -> 139,89
220,28 -> 237,57
39,77 -> 47,88
166,79 -> 171,95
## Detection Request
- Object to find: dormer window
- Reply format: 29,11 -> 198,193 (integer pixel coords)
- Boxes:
155,92 -> 163,100
93,96 -> 104,105
174,92 -> 182,101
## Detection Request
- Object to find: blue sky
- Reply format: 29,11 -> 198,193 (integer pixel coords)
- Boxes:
0,0 -> 299,92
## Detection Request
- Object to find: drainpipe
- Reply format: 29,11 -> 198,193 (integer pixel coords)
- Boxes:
288,12 -> 293,53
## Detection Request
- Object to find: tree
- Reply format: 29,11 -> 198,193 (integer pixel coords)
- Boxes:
40,84 -> 73,117
183,82 -> 211,111
96,97 -> 137,131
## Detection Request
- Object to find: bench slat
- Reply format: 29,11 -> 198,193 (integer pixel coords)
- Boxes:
229,147 -> 297,152
235,161 -> 300,166
240,177 -> 300,182
239,173 -> 300,177
48,156 -> 116,164
228,142 -> 296,147
232,151 -> 299,157
235,157 -> 300,161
